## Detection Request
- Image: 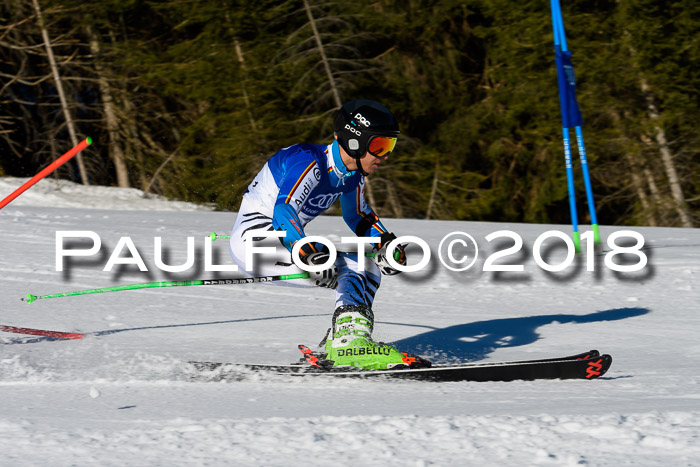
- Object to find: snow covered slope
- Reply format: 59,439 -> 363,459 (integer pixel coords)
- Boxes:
0,176 -> 214,211
1,178 -> 699,466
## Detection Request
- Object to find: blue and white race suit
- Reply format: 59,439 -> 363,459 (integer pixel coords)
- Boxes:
229,140 -> 389,308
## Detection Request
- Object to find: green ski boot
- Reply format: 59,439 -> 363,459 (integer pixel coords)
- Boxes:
321,305 -> 430,370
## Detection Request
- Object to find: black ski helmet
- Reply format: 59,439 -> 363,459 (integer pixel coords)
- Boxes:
334,100 -> 400,161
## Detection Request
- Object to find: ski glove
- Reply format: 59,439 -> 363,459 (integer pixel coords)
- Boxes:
297,241 -> 339,289
302,252 -> 338,289
373,232 -> 407,276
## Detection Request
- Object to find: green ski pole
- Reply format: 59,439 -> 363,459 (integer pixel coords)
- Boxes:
22,273 -> 310,304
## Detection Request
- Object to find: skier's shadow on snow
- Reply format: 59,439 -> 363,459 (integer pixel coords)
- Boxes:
387,307 -> 650,362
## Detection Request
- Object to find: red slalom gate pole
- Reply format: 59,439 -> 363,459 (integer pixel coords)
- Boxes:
0,324 -> 84,340
0,137 -> 92,211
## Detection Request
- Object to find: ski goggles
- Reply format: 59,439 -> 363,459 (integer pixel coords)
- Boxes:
367,135 -> 397,158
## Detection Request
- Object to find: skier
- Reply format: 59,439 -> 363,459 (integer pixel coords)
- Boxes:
229,100 -> 430,370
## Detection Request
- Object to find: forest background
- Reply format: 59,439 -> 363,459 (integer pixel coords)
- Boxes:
1,0 -> 698,227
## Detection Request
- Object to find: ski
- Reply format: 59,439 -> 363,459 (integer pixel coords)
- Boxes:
0,324 -> 84,340
189,349 -> 611,382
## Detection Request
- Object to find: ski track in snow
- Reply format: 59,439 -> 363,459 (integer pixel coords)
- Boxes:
1,177 -> 699,465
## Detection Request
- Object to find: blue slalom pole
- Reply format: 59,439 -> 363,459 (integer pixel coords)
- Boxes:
552,1 -> 600,244
551,0 -> 567,50
550,0 -> 600,251
551,0 -> 579,251
562,127 -> 580,250
574,127 -> 600,243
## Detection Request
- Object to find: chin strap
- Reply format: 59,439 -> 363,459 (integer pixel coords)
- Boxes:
356,157 -> 369,177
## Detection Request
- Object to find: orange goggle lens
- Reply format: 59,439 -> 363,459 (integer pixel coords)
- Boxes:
368,136 -> 397,158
